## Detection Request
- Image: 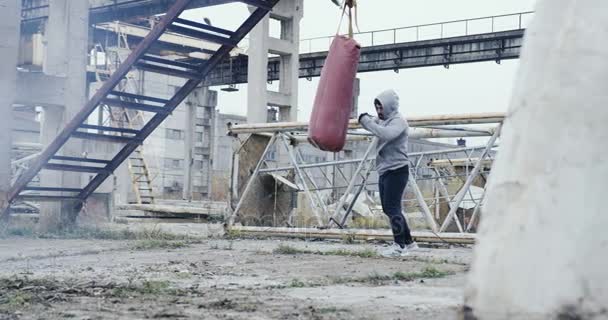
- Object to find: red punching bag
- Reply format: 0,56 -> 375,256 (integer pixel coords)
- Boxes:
308,35 -> 360,152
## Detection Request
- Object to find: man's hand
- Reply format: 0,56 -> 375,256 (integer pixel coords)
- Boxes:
358,112 -> 371,123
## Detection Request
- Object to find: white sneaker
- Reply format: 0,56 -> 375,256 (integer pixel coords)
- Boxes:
406,242 -> 420,251
380,243 -> 408,257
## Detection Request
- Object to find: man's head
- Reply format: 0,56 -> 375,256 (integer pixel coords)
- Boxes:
374,89 -> 400,120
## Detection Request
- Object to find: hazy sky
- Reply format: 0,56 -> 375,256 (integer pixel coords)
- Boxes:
185,0 -> 538,120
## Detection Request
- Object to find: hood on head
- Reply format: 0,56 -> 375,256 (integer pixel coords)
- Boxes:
375,89 -> 400,118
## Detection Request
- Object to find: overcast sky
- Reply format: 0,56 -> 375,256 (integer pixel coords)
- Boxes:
185,0 -> 538,120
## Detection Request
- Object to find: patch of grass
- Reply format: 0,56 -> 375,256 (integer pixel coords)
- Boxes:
273,244 -> 379,259
0,291 -> 33,311
209,241 -> 234,251
0,276 -> 62,312
1,224 -> 192,242
288,278 -> 306,288
1,227 -> 36,238
140,280 -> 170,295
324,248 -> 378,258
314,307 -> 350,314
273,244 -> 305,255
110,280 -> 174,298
420,266 -> 451,278
225,229 -> 242,239
130,240 -> 187,250
341,233 -> 356,244
326,267 -> 452,286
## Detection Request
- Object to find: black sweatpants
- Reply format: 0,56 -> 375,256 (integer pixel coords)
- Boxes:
378,165 -> 413,247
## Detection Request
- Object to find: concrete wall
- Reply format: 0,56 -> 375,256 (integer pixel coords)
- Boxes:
465,1 -> 608,318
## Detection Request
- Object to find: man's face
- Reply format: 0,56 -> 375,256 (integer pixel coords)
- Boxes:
375,103 -> 385,120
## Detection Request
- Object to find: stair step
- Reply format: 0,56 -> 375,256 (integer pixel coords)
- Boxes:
51,155 -> 111,165
22,186 -> 83,193
79,124 -> 139,135
16,195 -> 81,202
71,131 -> 140,144
135,62 -> 201,80
173,18 -> 235,36
109,91 -> 170,104
167,24 -> 236,47
43,163 -> 110,174
103,99 -> 169,114
140,55 -> 200,70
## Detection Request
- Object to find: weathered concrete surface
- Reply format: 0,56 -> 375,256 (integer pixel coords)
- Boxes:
38,0 -> 90,231
466,1 -> 608,319
0,0 -> 21,215
0,236 -> 472,319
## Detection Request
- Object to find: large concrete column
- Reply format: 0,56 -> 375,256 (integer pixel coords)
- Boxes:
38,0 -> 90,230
0,0 -> 21,216
275,0 -> 303,122
202,89 -> 218,199
247,0 -> 303,123
183,94 -> 197,201
465,1 -> 608,319
246,13 -> 270,124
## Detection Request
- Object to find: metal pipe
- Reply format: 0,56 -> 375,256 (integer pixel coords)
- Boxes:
229,226 -> 476,244
257,144 -> 497,174
228,113 -> 506,134
409,173 -> 439,232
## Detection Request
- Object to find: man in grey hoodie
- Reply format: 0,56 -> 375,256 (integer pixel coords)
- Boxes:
359,89 -> 418,257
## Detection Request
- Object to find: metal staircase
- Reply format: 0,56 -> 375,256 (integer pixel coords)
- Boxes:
93,41 -> 157,205
2,0 -> 279,217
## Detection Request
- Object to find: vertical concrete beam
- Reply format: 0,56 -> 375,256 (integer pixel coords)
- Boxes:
202,89 -> 218,199
183,93 -> 197,201
0,0 -> 21,215
465,1 -> 608,318
246,13 -> 270,124
38,0 -> 90,230
276,0 -> 303,122
351,78 -> 360,119
247,0 -> 303,123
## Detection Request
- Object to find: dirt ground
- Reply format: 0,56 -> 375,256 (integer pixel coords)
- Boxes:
0,228 -> 472,320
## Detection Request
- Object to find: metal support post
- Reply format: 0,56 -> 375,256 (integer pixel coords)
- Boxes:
439,124 -> 502,232
408,172 -> 439,233
328,138 -> 377,227
227,133 -> 278,226
339,158 -> 375,226
280,135 -> 323,226
295,148 -> 330,218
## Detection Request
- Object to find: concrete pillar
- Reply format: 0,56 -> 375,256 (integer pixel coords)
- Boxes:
465,1 -> 608,319
246,13 -> 270,124
38,0 -> 90,230
203,89 -> 218,199
0,0 -> 21,216
351,78 -> 360,119
183,95 -> 197,201
247,0 -> 303,123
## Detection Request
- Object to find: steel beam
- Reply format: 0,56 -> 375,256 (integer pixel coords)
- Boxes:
204,30 -> 525,86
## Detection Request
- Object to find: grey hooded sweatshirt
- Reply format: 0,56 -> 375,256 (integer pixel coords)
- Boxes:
360,89 -> 409,176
